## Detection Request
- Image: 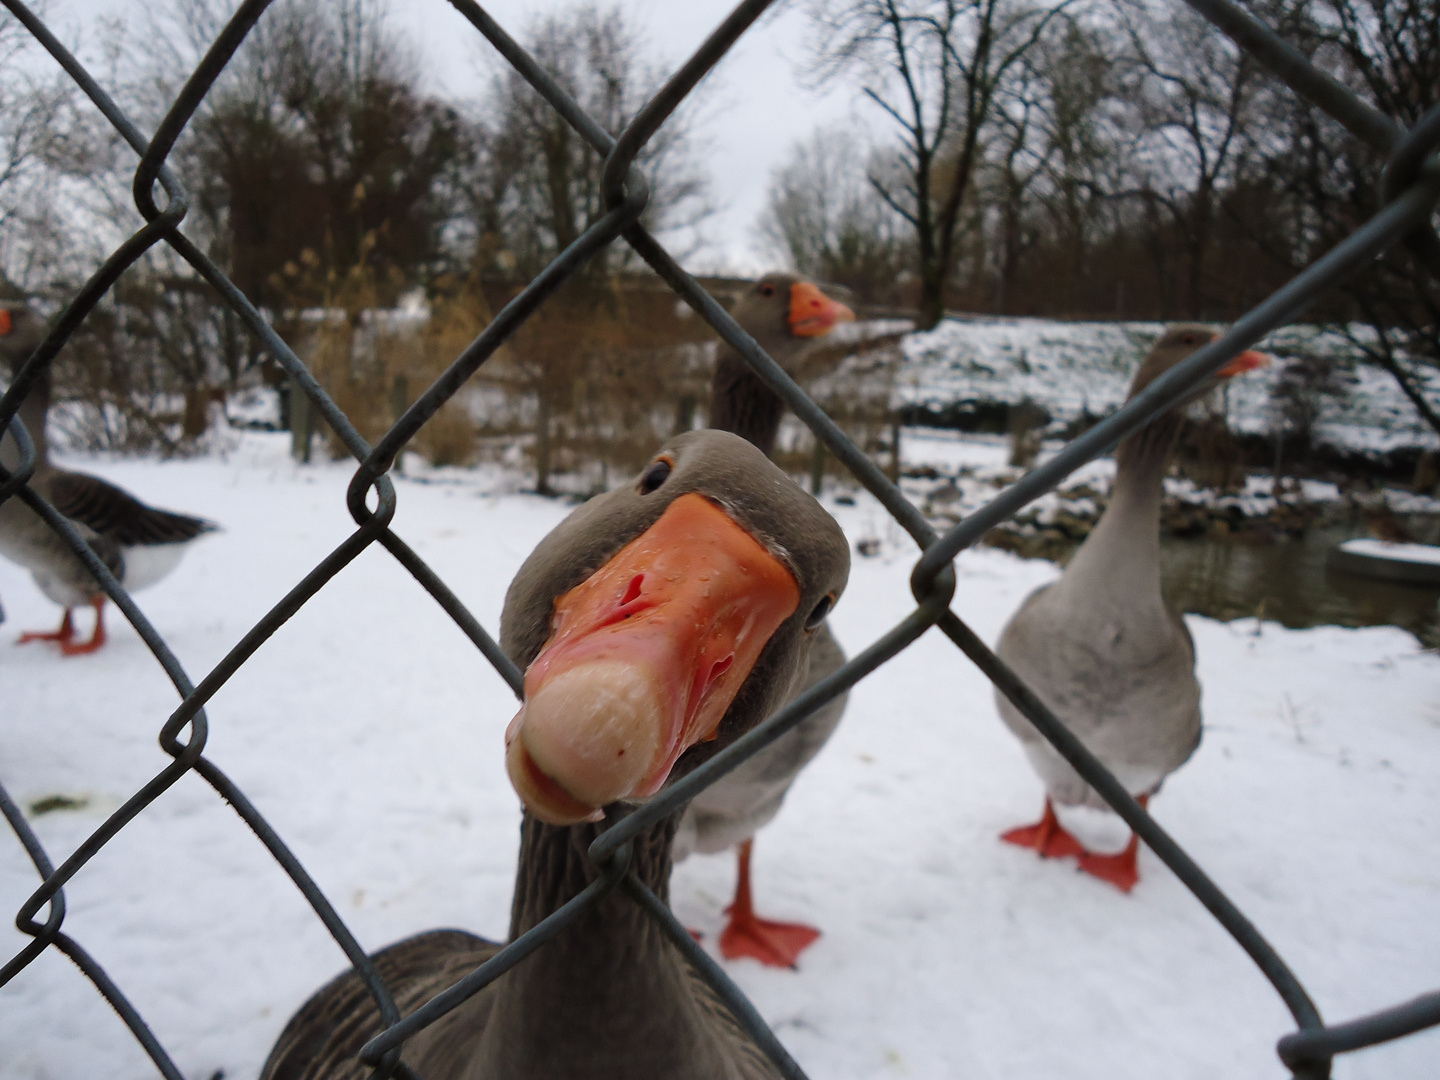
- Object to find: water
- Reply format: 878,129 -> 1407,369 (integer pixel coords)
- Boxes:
1160,521 -> 1440,648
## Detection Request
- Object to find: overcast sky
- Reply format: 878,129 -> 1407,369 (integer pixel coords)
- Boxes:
28,0 -> 870,275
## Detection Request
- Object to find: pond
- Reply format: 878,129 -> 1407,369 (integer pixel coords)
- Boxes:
1160,520 -> 1440,649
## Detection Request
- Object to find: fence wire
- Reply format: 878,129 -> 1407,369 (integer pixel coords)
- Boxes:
0,0 -> 1438,1076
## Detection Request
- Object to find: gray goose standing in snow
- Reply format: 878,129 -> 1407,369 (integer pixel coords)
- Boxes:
994,325 -> 1268,891
675,271 -> 855,967
0,304 -> 216,653
261,428 -> 851,1080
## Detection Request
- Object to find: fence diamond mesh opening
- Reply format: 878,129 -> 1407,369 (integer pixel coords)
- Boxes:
1,0 -> 1438,1077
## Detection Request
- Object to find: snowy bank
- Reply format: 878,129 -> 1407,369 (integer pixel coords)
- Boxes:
898,318 -> 1440,458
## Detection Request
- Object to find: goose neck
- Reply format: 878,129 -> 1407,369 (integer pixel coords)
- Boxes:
709,350 -> 784,457
472,811 -> 734,1078
1060,410 -> 1180,595
2,367 -> 50,472
1111,409 -> 1182,514
508,811 -> 675,937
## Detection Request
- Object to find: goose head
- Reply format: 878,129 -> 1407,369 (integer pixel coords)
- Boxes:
0,305 -> 48,367
729,272 -> 855,365
1,305 -> 53,466
500,428 -> 849,826
1129,324 -> 1271,403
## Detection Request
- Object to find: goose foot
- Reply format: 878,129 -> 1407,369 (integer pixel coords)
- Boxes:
1076,795 -> 1146,893
59,601 -> 107,655
20,600 -> 106,655
1000,798 -> 1085,859
18,608 -> 75,646
719,840 -> 819,969
1077,834 -> 1140,893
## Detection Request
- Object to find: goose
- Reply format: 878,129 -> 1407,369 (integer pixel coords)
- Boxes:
261,428 -> 851,1080
994,325 -> 1269,891
675,272 -> 855,967
0,304 -> 216,654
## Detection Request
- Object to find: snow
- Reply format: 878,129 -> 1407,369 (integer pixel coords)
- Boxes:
1339,539 -> 1440,566
892,429 -> 1440,546
2,432 -> 1439,1080
899,318 -> 1440,457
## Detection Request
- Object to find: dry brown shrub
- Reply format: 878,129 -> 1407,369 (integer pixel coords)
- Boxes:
413,400 -> 480,467
771,333 -> 906,487
474,276 -> 711,494
276,242 -> 495,467
279,262 -> 886,492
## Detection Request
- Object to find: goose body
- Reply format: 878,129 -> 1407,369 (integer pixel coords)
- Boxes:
674,273 -> 855,965
263,428 -> 850,1079
0,305 -> 215,653
994,326 -> 1267,890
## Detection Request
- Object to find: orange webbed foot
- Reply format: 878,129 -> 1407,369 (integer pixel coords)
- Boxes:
1077,838 -> 1140,893
719,839 -> 820,969
55,600 -> 106,656
719,911 -> 820,969
18,609 -> 75,646
1000,798 -> 1085,859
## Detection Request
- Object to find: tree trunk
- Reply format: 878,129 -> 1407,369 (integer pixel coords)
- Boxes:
913,150 -> 943,331
182,389 -> 213,439
916,265 -> 947,331
1187,185 -> 1214,319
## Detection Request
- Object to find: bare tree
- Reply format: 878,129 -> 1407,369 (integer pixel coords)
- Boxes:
1030,17 -> 1125,309
808,0 -> 1071,329
455,3 -> 713,493
1238,0 -> 1440,440
181,0 -> 466,312
0,9 -> 103,293
1110,0 -> 1267,319
981,34 -> 1053,312
757,125 -> 910,306
468,2 -> 710,281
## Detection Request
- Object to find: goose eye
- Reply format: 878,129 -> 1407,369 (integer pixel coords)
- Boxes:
639,458 -> 672,494
804,592 -> 835,631
758,282 -> 775,297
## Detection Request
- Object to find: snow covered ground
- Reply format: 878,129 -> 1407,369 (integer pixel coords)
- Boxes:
2,431 -> 1439,1080
899,318 -> 1440,456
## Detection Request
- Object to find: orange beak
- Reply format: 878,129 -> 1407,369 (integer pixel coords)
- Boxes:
506,493 -> 800,826
0,309 -> 11,336
788,282 -> 855,338
1216,348 -> 1271,377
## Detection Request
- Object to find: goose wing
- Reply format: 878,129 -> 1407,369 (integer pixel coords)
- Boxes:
46,471 -> 215,546
261,929 -> 500,1080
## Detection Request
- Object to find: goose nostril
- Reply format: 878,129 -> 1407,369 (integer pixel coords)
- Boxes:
706,655 -> 733,690
620,574 -> 644,607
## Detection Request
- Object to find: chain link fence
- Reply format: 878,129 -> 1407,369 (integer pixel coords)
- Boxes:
1,0 -> 1438,1076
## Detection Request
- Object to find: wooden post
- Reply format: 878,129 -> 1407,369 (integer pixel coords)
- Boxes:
810,437 -> 826,496
673,393 -> 697,436
535,394 -> 552,496
290,374 -> 312,463
390,373 -> 408,474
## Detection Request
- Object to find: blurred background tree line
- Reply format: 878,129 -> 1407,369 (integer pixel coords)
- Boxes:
0,0 -> 1437,478
777,0 -> 1439,443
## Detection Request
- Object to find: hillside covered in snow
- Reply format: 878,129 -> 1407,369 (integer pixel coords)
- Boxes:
895,318 -> 1440,458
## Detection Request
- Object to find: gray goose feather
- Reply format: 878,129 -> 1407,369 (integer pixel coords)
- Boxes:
676,273 -> 853,865
263,429 -> 850,1078
0,305 -> 215,639
995,326 -> 1267,826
